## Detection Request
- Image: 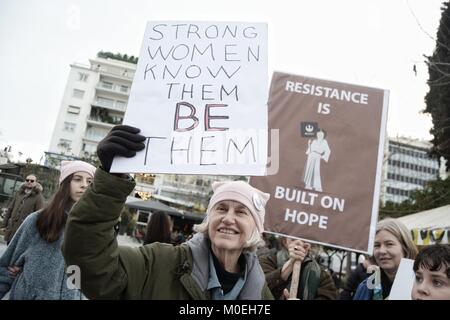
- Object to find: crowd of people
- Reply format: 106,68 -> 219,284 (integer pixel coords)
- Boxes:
0,124 -> 449,300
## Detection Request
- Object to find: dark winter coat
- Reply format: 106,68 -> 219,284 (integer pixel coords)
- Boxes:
340,262 -> 371,300
2,183 -> 45,242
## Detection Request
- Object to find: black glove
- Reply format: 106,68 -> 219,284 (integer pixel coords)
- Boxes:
97,125 -> 146,172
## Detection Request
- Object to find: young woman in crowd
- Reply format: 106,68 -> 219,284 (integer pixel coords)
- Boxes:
0,160 -> 95,299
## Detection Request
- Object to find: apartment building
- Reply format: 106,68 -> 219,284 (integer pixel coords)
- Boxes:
47,55 -> 136,162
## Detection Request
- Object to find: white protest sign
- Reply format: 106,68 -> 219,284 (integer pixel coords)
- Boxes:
111,21 -> 268,175
389,258 -> 415,300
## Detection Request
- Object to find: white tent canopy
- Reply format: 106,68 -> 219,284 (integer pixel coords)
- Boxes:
398,204 -> 450,230
397,204 -> 450,245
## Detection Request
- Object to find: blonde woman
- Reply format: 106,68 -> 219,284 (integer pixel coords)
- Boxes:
354,218 -> 418,300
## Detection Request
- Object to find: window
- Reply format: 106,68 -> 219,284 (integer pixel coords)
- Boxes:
78,73 -> 89,82
120,85 -> 129,93
67,105 -> 81,114
63,122 -> 76,132
73,89 -> 85,99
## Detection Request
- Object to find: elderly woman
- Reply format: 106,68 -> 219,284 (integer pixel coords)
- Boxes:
353,218 -> 418,300
62,125 -> 274,300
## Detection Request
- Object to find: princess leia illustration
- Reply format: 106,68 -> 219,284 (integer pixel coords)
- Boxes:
303,129 -> 331,192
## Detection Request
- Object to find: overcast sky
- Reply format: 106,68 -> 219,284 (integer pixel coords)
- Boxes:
0,0 -> 445,163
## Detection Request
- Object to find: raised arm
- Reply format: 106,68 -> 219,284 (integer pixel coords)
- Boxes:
61,125 -> 147,299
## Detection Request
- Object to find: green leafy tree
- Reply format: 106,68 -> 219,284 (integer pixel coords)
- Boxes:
411,177 -> 450,210
424,1 -> 450,171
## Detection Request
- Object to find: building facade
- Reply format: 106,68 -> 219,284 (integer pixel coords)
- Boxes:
48,56 -> 136,162
381,137 -> 440,204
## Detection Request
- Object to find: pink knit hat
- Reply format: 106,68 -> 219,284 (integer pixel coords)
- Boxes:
59,160 -> 96,184
206,181 -> 270,233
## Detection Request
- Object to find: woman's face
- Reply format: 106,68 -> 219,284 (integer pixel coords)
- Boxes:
208,200 -> 256,253
373,230 -> 405,274
70,171 -> 93,202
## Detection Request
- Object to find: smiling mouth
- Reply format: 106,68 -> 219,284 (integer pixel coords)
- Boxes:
218,228 -> 239,235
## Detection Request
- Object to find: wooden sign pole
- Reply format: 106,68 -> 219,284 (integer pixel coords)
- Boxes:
289,260 -> 302,299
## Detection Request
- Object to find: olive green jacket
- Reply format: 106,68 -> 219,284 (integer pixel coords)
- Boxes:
62,169 -> 273,300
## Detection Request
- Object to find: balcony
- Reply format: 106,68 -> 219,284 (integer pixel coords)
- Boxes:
92,99 -> 126,112
96,81 -> 130,97
87,118 -> 114,130
89,60 -> 136,81
73,61 -> 135,81
87,115 -> 123,128
82,135 -> 102,143
98,69 -> 134,82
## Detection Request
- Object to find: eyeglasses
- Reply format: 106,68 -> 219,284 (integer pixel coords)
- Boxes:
26,179 -> 35,183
